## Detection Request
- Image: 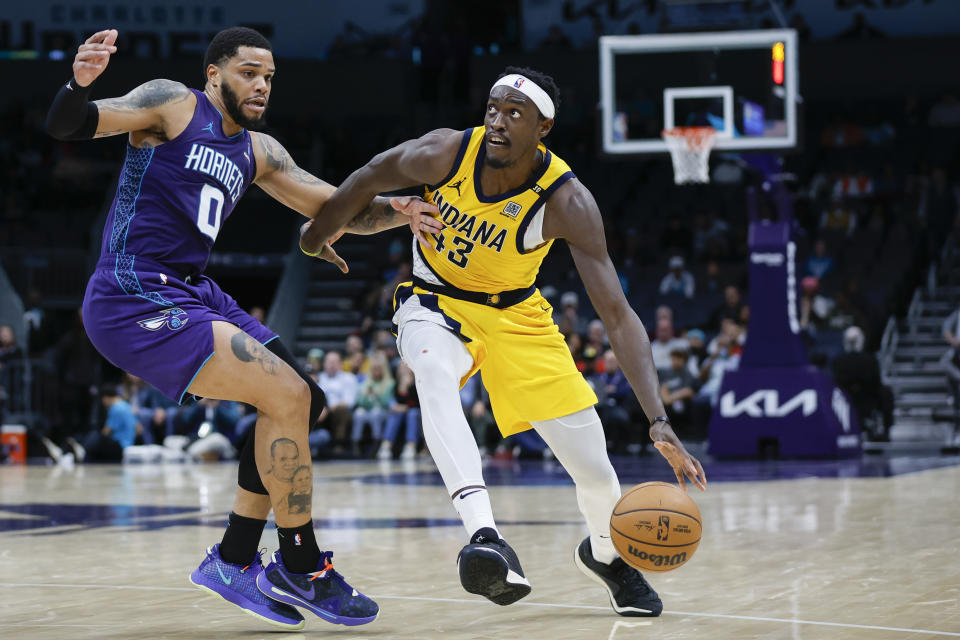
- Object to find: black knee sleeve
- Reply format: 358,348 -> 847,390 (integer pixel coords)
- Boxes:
237,433 -> 267,494
235,338 -> 327,495
266,338 -> 326,425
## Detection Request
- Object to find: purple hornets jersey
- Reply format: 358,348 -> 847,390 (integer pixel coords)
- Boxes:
99,89 -> 256,281
83,89 -> 272,402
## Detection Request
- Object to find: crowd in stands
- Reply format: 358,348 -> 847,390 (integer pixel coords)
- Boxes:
2,12 -> 960,463
4,79 -> 960,462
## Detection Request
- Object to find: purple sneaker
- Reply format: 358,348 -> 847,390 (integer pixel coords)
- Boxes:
256,550 -> 379,626
189,544 -> 305,630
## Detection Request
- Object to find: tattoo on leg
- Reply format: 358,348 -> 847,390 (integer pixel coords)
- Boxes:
267,441 -> 312,515
285,465 -> 313,515
266,438 -> 300,481
230,332 -> 280,375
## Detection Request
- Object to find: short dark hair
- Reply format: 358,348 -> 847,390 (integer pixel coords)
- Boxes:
203,26 -> 272,81
270,437 -> 298,458
497,66 -> 560,119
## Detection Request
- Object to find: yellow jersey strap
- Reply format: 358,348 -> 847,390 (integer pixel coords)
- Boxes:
426,128 -> 475,192
514,169 -> 576,255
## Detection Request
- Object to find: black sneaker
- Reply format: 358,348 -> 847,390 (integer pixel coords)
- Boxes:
574,537 -> 663,617
457,528 -> 531,605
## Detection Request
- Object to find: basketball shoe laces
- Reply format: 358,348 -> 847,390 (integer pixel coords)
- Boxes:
237,550 -> 265,574
307,551 -> 348,588
613,559 -> 654,596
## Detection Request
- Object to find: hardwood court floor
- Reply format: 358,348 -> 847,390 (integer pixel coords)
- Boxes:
1,454 -> 959,639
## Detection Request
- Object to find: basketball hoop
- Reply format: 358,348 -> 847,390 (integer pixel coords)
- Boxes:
662,127 -> 716,185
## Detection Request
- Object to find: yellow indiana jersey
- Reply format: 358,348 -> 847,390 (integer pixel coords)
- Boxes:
395,126 -> 597,435
417,126 -> 575,292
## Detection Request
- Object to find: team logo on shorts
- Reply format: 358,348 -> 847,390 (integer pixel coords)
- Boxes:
138,308 -> 188,331
501,201 -> 522,218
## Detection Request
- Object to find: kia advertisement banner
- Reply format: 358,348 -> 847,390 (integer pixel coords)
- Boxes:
710,367 -> 860,458
709,220 -> 860,458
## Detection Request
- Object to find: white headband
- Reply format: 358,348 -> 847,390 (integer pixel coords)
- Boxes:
491,74 -> 555,119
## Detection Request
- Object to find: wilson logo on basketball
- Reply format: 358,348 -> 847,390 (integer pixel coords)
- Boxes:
627,545 -> 687,568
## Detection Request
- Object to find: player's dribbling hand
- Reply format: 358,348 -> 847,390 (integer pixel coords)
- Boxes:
73,29 -> 118,87
299,221 -> 349,273
390,196 -> 443,249
650,422 -> 707,492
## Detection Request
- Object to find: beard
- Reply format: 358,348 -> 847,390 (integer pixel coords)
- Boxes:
220,79 -> 267,131
484,152 -> 513,169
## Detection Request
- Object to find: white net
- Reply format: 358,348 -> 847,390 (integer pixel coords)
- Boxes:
662,127 -> 717,185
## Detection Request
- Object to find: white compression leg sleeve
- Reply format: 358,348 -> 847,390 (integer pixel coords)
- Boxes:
532,407 -> 621,564
399,320 -> 498,538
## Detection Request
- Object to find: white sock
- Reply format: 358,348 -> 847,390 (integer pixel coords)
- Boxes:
533,407 -> 621,565
400,320 -> 500,540
590,534 -> 618,565
452,487 -> 499,539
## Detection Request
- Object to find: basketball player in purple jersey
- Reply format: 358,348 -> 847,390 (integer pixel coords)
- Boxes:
46,27 -> 440,630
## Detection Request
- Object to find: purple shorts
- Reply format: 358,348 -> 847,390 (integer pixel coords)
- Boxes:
82,254 -> 276,403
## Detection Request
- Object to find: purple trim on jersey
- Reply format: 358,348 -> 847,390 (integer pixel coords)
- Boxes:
181,352 -> 216,405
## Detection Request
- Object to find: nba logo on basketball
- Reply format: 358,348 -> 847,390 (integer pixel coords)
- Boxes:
657,515 -> 670,541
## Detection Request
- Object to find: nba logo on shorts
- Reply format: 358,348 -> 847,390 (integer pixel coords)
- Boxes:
294,533 -> 302,546
501,201 -> 522,218
137,307 -> 189,331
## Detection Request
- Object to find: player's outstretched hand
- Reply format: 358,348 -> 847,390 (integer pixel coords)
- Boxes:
390,196 -> 443,249
73,29 -> 118,87
299,221 -> 348,273
650,422 -> 707,492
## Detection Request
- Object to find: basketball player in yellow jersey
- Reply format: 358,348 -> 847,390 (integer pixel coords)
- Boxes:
301,67 -> 707,616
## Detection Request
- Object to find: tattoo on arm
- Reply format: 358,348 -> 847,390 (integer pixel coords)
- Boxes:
258,134 -> 322,185
96,79 -> 190,114
230,332 -> 280,376
94,129 -> 124,138
344,197 -> 404,234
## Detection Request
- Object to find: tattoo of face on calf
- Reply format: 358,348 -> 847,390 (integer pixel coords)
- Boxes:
230,332 -> 280,375
267,437 -> 300,482
267,441 -> 312,516
286,465 -> 313,515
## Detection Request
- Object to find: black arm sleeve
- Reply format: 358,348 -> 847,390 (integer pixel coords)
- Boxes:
46,78 -> 100,141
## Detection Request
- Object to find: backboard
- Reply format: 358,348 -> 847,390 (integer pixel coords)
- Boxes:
600,29 -> 799,155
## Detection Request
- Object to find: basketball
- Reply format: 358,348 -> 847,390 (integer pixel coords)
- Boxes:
610,482 -> 702,573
